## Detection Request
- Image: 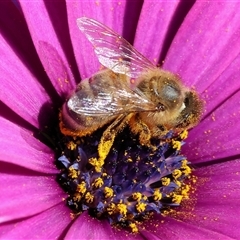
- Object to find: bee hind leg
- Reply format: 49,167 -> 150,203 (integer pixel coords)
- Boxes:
98,114 -> 132,164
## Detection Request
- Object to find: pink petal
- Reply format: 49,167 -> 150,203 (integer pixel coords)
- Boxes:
0,204 -> 71,239
0,1 -> 53,94
201,52 -> 240,118
66,0 -> 129,78
164,1 -> 240,92
142,215 -> 233,240
0,116 -> 57,174
183,88 -> 240,163
139,230 -> 161,240
0,35 -> 51,128
174,160 -> 240,239
65,212 -> 143,240
19,0 -> 76,97
0,173 -> 65,223
134,0 -> 180,63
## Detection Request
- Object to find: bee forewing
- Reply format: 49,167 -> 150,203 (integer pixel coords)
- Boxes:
67,78 -> 157,117
77,17 -> 155,79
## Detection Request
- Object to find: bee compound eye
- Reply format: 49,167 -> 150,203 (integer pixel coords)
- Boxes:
163,84 -> 180,102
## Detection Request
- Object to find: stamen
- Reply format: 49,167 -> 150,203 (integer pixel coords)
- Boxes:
56,128 -> 193,232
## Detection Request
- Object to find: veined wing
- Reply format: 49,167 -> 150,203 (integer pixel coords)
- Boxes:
77,17 -> 156,79
67,78 -> 158,117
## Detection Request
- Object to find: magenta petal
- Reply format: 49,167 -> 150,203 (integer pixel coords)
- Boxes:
19,0 -> 76,95
164,2 -> 240,91
0,116 -> 57,173
0,173 -> 65,223
0,204 -> 71,239
37,41 -> 76,98
177,160 -> 240,239
143,215 -> 233,240
134,0 -> 179,63
0,1 -> 52,90
201,52 -> 240,117
183,88 -> 240,163
0,35 -> 51,128
65,212 -> 142,240
139,230 -> 161,240
66,0 -> 128,78
65,212 -> 111,240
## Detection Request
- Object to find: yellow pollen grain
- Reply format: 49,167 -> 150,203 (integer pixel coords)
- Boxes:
143,195 -> 148,201
182,165 -> 192,175
136,202 -> 147,213
174,180 -> 182,187
132,192 -> 142,201
89,157 -> 103,173
172,140 -> 181,150
76,182 -> 86,194
162,177 -> 171,186
172,169 -> 182,179
107,203 -> 116,215
89,157 -> 97,166
180,130 -> 188,139
68,166 -> 79,179
93,177 -> 104,188
153,189 -> 162,201
67,141 -> 77,150
181,185 -> 190,198
104,187 -> 114,198
85,192 -> 94,203
181,159 -> 188,167
73,193 -> 81,202
129,223 -> 138,233
172,194 -> 183,204
117,203 -> 127,216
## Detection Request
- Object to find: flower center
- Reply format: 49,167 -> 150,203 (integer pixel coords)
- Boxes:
56,127 -> 192,233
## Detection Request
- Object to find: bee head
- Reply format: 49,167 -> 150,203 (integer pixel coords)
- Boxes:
176,91 -> 203,128
137,70 -> 186,112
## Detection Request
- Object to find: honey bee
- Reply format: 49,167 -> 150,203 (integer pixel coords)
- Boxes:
60,17 -> 203,162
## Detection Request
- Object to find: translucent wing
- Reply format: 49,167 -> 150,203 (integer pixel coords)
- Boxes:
68,72 -> 159,117
77,17 -> 156,79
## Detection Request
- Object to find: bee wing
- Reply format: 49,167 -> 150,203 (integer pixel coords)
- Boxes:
77,17 -> 156,79
68,80 -> 157,117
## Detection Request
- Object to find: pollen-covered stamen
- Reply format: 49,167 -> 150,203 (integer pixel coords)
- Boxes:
56,129 -> 193,232
132,192 -> 142,201
172,140 -> 181,150
92,177 -> 104,188
153,189 -> 162,201
136,202 -> 147,213
104,187 -> 114,198
180,130 -> 188,139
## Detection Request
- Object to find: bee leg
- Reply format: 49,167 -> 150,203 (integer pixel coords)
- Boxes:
129,115 -> 154,148
98,114 -> 132,163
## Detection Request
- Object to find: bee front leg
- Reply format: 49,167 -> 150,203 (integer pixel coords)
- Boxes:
98,114 -> 132,164
129,115 -> 153,148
